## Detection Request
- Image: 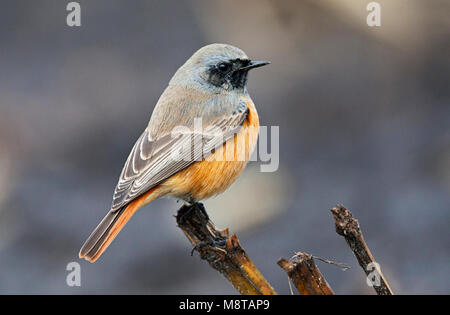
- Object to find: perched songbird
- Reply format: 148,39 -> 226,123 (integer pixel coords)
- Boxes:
79,44 -> 269,262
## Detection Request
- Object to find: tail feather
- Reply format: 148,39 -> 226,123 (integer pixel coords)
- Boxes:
79,187 -> 160,262
79,206 -> 135,262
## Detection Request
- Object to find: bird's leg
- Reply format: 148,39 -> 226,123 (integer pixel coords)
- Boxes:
177,202 -> 198,222
177,201 -> 210,223
177,201 -> 227,256
193,203 -> 227,247
191,240 -> 228,258
195,202 -> 210,221
177,204 -> 194,224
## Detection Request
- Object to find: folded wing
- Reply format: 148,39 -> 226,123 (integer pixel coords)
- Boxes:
110,101 -> 248,212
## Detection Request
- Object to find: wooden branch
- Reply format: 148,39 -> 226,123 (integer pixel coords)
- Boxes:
176,202 -> 277,295
331,205 -> 394,295
277,252 -> 334,295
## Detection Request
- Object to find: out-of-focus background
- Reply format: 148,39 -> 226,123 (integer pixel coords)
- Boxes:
0,0 -> 449,294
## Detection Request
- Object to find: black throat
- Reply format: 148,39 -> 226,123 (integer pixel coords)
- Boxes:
207,59 -> 251,90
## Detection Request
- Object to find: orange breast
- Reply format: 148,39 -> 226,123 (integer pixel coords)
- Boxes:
161,101 -> 260,201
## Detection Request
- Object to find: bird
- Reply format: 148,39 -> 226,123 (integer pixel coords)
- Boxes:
79,43 -> 269,262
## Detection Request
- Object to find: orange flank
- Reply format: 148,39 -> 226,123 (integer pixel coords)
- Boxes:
160,101 -> 260,201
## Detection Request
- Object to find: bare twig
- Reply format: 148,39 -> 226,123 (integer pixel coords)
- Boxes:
176,202 -> 277,295
311,255 -> 350,270
277,252 -> 334,295
331,204 -> 394,295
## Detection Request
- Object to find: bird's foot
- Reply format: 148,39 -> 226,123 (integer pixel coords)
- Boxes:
195,202 -> 209,221
177,201 -> 210,224
190,239 -> 227,257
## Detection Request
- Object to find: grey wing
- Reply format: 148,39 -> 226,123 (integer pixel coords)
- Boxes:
110,101 -> 248,212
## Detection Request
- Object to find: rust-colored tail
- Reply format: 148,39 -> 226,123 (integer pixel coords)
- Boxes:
78,205 -> 137,262
79,188 -> 159,262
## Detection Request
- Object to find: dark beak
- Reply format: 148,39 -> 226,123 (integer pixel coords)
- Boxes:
239,60 -> 270,71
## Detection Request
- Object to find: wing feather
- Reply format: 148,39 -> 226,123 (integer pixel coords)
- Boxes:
110,101 -> 248,212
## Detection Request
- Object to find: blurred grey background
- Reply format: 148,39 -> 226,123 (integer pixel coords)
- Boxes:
0,0 -> 449,294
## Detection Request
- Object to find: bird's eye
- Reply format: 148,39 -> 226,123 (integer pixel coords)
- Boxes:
217,62 -> 230,72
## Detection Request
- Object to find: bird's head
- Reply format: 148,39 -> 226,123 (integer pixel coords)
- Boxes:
171,43 -> 270,93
